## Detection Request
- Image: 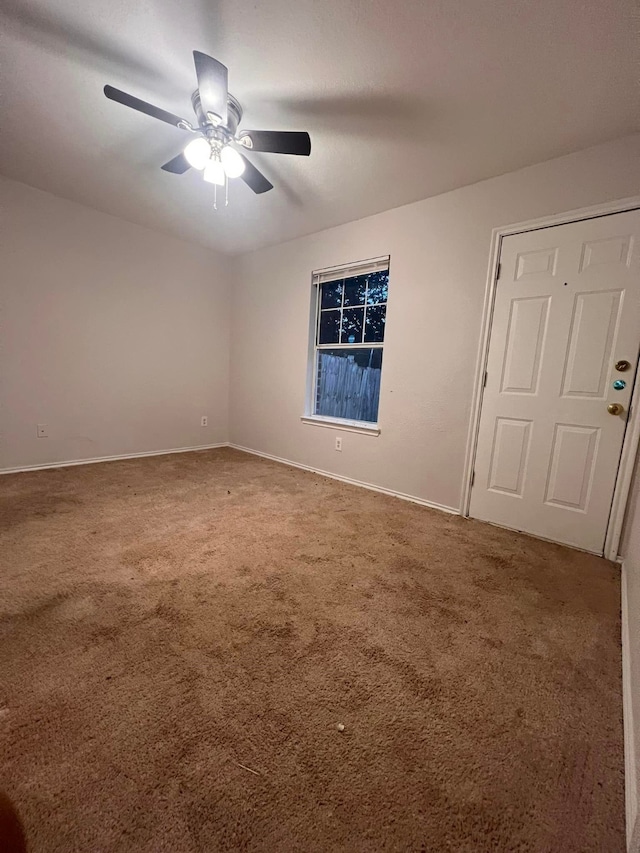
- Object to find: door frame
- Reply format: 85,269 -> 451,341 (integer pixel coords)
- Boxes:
461,195 -> 640,560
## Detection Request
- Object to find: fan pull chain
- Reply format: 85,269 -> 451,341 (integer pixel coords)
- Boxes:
212,176 -> 229,210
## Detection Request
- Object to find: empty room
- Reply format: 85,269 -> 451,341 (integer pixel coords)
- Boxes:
1,1 -> 640,850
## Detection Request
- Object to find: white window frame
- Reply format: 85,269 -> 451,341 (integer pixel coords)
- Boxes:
302,255 -> 390,434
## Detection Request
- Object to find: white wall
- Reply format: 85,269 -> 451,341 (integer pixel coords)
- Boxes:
229,134 -> 640,510
1,176 -> 230,470
622,456 -> 640,851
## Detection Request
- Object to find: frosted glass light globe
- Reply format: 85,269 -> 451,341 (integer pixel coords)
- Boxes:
203,159 -> 226,186
184,138 -> 211,170
221,145 -> 246,178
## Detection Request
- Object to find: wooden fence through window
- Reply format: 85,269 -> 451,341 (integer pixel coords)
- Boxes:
316,352 -> 381,423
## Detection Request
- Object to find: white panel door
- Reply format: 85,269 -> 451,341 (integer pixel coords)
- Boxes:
470,210 -> 640,554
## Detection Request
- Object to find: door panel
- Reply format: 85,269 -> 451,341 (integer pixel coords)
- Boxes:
561,290 -> 622,398
516,247 -> 558,279
543,424 -> 599,510
488,418 -> 532,496
580,235 -> 632,271
470,210 -> 640,554
501,297 -> 550,394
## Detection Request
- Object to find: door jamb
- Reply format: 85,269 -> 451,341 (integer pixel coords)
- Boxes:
461,195 -> 640,561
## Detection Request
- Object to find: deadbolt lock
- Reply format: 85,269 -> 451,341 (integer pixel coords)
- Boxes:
615,360 -> 631,372
607,403 -> 624,416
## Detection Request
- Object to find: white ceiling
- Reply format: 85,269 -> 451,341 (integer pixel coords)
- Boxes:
1,0 -> 638,255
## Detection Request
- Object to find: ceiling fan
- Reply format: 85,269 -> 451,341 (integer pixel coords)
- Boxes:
104,51 -> 311,203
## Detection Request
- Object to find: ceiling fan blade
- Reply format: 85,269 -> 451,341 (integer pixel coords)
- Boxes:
239,154 -> 273,194
104,85 -> 188,128
193,51 -> 228,126
239,131 -> 311,156
161,153 -> 191,174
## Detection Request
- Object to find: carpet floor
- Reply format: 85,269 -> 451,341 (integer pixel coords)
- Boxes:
0,448 -> 624,852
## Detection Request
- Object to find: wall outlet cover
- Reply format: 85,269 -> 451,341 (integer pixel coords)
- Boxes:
37,424 -> 48,438
201,416 -> 208,427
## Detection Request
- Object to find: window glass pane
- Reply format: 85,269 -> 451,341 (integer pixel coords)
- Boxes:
316,348 -> 383,423
340,307 -> 364,343
319,310 -> 340,344
343,275 -> 367,306
321,280 -> 343,309
364,304 -> 386,342
366,271 -> 389,304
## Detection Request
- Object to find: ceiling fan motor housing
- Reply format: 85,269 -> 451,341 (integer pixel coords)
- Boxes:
103,50 -> 310,195
191,90 -> 243,136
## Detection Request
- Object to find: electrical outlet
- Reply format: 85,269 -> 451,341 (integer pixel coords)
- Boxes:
201,416 -> 208,427
335,437 -> 342,451
37,424 -> 48,438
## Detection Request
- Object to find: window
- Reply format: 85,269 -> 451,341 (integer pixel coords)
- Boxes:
308,257 -> 389,427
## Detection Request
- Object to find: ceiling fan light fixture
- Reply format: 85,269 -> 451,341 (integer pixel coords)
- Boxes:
203,159 -> 226,186
104,51 -> 307,200
183,137 -> 211,170
221,145 -> 245,178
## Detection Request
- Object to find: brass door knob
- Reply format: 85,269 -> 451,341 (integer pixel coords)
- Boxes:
607,403 -> 624,416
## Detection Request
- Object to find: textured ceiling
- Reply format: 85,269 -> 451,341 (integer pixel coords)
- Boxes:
1,0 -> 638,255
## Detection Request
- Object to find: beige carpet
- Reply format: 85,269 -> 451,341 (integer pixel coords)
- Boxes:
0,448 -> 624,852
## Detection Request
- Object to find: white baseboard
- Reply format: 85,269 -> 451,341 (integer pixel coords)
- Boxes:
0,442 -> 230,475
622,562 -> 639,851
229,443 -> 459,515
3,441 -> 460,516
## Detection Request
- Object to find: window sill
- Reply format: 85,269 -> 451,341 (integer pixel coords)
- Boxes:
300,415 -> 380,436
